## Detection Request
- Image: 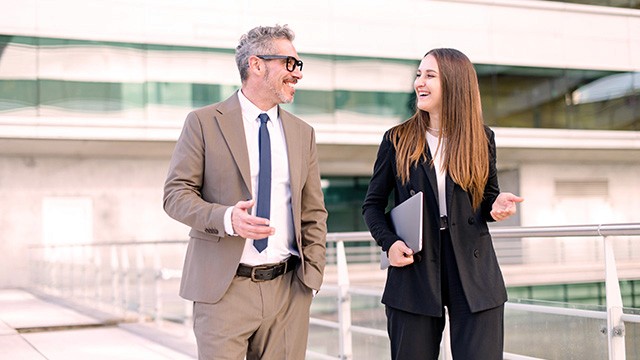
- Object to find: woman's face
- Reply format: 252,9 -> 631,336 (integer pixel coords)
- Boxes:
414,54 -> 442,115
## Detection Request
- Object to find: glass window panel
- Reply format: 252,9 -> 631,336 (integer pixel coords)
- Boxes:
505,303 -> 609,359
121,83 -> 145,109
0,80 -> 38,113
322,176 -> 370,232
478,63 -> 639,131
508,281 -> 640,309
539,0 -> 640,9
566,283 -> 605,305
147,82 -> 191,107
191,83 -> 223,108
39,80 -> 124,112
1,35 -> 638,130
335,90 -> 413,119
286,89 -> 334,115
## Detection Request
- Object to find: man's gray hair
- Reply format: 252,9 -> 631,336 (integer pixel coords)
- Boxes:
235,25 -> 295,82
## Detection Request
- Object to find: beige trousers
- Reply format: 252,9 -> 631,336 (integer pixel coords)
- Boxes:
193,269 -> 313,360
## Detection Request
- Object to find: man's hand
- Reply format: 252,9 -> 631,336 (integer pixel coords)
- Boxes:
388,240 -> 415,267
490,192 -> 524,221
231,199 -> 275,239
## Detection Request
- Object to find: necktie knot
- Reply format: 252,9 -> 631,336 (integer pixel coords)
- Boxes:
258,113 -> 270,125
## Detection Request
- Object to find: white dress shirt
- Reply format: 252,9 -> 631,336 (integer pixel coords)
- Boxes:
426,131 -> 448,217
223,90 -> 298,265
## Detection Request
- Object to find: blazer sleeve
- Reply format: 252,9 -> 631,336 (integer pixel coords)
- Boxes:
298,128 -> 328,290
163,111 -> 228,236
362,132 -> 399,252
480,127 -> 500,222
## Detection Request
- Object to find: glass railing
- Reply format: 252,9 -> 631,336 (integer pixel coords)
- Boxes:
27,223 -> 640,359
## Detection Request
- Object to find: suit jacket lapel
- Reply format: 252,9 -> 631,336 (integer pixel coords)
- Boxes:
445,175 -> 455,214
216,92 -> 252,194
280,108 -> 302,239
422,148 -> 440,205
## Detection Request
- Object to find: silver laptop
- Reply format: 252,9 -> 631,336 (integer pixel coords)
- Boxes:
380,191 -> 424,269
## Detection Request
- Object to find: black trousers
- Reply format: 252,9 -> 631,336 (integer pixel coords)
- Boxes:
386,229 -> 504,360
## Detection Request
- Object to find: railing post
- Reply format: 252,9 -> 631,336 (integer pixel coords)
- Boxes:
52,247 -> 61,296
336,240 -> 353,360
81,245 -> 90,302
94,247 -> 103,306
68,246 -> 75,298
153,246 -> 163,325
603,233 -> 626,360
110,245 -> 120,312
121,247 -> 130,314
135,246 -> 145,321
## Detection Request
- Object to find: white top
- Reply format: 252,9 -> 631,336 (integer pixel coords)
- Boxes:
426,131 -> 448,217
223,90 -> 298,266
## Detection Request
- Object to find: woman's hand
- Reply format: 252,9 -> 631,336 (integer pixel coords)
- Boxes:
388,240 -> 415,267
491,192 -> 524,221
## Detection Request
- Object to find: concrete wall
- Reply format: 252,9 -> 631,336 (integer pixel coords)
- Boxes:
2,147 -> 639,288
1,0 -> 639,289
0,153 -> 188,287
518,161 -> 640,264
2,0 -> 639,72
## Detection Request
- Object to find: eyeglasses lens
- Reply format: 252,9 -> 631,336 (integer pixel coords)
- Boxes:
286,57 -> 303,72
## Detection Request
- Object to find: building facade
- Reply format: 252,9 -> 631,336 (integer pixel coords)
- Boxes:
1,0 -> 639,288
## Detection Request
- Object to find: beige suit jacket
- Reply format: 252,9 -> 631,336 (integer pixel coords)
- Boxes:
163,92 -> 328,303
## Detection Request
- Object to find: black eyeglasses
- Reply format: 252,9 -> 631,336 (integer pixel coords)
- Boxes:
256,55 -> 304,72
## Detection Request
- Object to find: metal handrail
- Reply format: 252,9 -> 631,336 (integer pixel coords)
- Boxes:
310,223 -> 640,360
28,222 -> 640,249
27,222 -> 640,360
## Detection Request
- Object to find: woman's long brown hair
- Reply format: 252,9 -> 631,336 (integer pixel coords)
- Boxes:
389,48 -> 489,210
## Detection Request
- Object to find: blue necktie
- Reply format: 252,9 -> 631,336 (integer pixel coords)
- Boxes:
254,113 -> 271,252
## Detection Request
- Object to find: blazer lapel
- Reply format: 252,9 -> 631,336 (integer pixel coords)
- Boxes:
280,108 -> 302,239
445,175 -> 455,215
422,148 -> 440,205
216,92 -> 252,194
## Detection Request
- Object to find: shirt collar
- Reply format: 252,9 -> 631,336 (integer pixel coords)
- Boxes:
237,89 -> 279,124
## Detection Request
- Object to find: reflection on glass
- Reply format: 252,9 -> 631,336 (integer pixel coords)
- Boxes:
540,0 -> 640,9
0,35 -> 638,130
572,72 -> 640,104
505,300 -> 609,359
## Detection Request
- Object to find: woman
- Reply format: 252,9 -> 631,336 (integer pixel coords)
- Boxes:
362,48 -> 523,359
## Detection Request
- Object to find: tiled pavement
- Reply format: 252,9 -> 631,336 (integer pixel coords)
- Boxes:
0,289 -> 197,360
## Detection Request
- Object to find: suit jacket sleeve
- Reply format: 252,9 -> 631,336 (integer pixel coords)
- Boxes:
163,110 -> 227,236
480,127 -> 500,222
362,131 -> 399,252
298,128 -> 328,291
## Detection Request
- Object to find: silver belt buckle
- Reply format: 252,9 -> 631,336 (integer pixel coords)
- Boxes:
439,216 -> 448,230
250,264 -> 270,282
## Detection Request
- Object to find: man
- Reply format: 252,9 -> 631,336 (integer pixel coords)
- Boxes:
163,25 -> 327,359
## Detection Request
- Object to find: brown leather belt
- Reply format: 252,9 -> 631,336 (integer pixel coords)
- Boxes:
236,256 -> 299,282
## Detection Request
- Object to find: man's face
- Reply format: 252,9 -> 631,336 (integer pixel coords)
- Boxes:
261,39 -> 303,107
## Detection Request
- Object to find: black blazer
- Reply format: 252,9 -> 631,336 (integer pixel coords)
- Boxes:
362,126 -> 507,316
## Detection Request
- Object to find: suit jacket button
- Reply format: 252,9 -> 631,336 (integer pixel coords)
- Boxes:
473,249 -> 480,258
410,190 -> 416,196
468,217 -> 475,225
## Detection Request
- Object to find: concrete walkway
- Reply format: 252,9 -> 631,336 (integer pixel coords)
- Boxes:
0,289 -> 197,360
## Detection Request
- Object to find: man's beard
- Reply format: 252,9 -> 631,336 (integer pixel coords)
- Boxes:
265,68 -> 293,104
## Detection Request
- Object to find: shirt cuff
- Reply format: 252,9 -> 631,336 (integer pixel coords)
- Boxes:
224,206 -> 237,236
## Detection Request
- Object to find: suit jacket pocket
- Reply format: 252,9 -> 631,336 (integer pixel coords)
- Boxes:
189,228 -> 222,243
